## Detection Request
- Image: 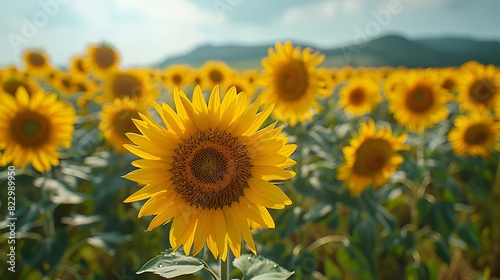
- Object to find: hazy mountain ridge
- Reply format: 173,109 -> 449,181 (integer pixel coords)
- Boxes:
157,34 -> 500,69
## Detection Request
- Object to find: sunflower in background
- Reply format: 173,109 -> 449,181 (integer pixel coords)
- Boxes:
199,61 -> 236,90
383,68 -> 407,97
23,50 -> 52,77
449,112 -> 499,158
316,68 -> 336,98
74,77 -> 100,111
241,69 -> 261,87
337,120 -> 408,196
339,65 -> 357,83
163,64 -> 193,90
69,55 -> 90,78
86,43 -> 120,77
101,69 -> 158,104
0,71 -> 40,98
339,77 -> 381,117
457,64 -> 499,113
260,41 -> 325,127
386,70 -> 453,132
0,88 -> 76,173
123,85 -> 295,261
437,67 -> 460,93
50,72 -> 76,97
225,76 -> 256,99
99,97 -> 148,153
190,69 -> 204,89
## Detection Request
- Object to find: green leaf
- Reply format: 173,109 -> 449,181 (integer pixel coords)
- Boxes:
433,239 -> 451,265
337,245 -> 374,280
457,219 -> 481,249
324,258 -> 342,279
428,201 -> 457,239
233,254 -> 294,280
137,250 -> 205,278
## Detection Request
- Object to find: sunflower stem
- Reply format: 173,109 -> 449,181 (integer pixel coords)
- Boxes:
410,129 -> 427,263
490,155 -> 500,276
219,251 -> 232,280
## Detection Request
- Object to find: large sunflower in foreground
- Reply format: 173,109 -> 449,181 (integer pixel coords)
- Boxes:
23,50 -> 52,77
99,97 -> 147,153
449,112 -> 499,158
339,78 -> 381,117
337,120 -> 408,196
0,88 -> 76,172
260,41 -> 325,126
457,65 -> 500,113
123,86 -> 296,261
386,70 -> 453,132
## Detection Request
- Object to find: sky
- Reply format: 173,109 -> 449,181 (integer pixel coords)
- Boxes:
1,0 -> 499,67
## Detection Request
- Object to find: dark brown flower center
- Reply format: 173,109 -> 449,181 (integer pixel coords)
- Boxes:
28,53 -> 46,67
464,123 -> 490,145
209,70 -> 223,84
405,85 -> 434,113
172,129 -> 252,209
10,111 -> 51,147
112,74 -> 143,99
352,139 -> 392,177
172,74 -> 182,85
94,46 -> 116,68
469,78 -> 495,105
349,88 -> 366,106
442,78 -> 455,91
276,60 -> 308,101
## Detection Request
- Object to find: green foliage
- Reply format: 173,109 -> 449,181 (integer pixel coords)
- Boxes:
233,254 -> 294,280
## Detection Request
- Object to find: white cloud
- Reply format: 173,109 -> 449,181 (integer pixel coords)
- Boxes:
0,0 -> 220,67
281,1 -> 337,26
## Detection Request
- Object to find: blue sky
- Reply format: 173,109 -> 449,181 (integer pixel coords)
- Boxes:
1,0 -> 499,67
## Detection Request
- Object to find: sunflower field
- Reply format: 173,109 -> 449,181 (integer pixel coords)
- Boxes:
1,41 -> 500,280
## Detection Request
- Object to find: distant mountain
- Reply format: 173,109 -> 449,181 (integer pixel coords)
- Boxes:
157,34 -> 500,69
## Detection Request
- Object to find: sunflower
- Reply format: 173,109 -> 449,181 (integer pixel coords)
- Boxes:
260,41 -> 325,126
457,65 -> 500,113
0,88 -> 76,173
163,65 -> 193,90
316,68 -> 336,98
225,76 -> 256,98
449,112 -> 499,157
190,70 -> 204,88
339,78 -> 381,116
386,70 -> 453,132
0,71 -> 40,98
241,69 -> 261,87
437,67 -> 460,93
383,68 -> 407,97
23,50 -> 52,77
74,77 -> 99,109
69,55 -> 89,78
86,43 -> 120,77
337,120 -> 408,196
101,69 -> 158,104
199,61 -> 236,90
99,97 -> 148,153
123,85 -> 296,261
50,72 -> 76,97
